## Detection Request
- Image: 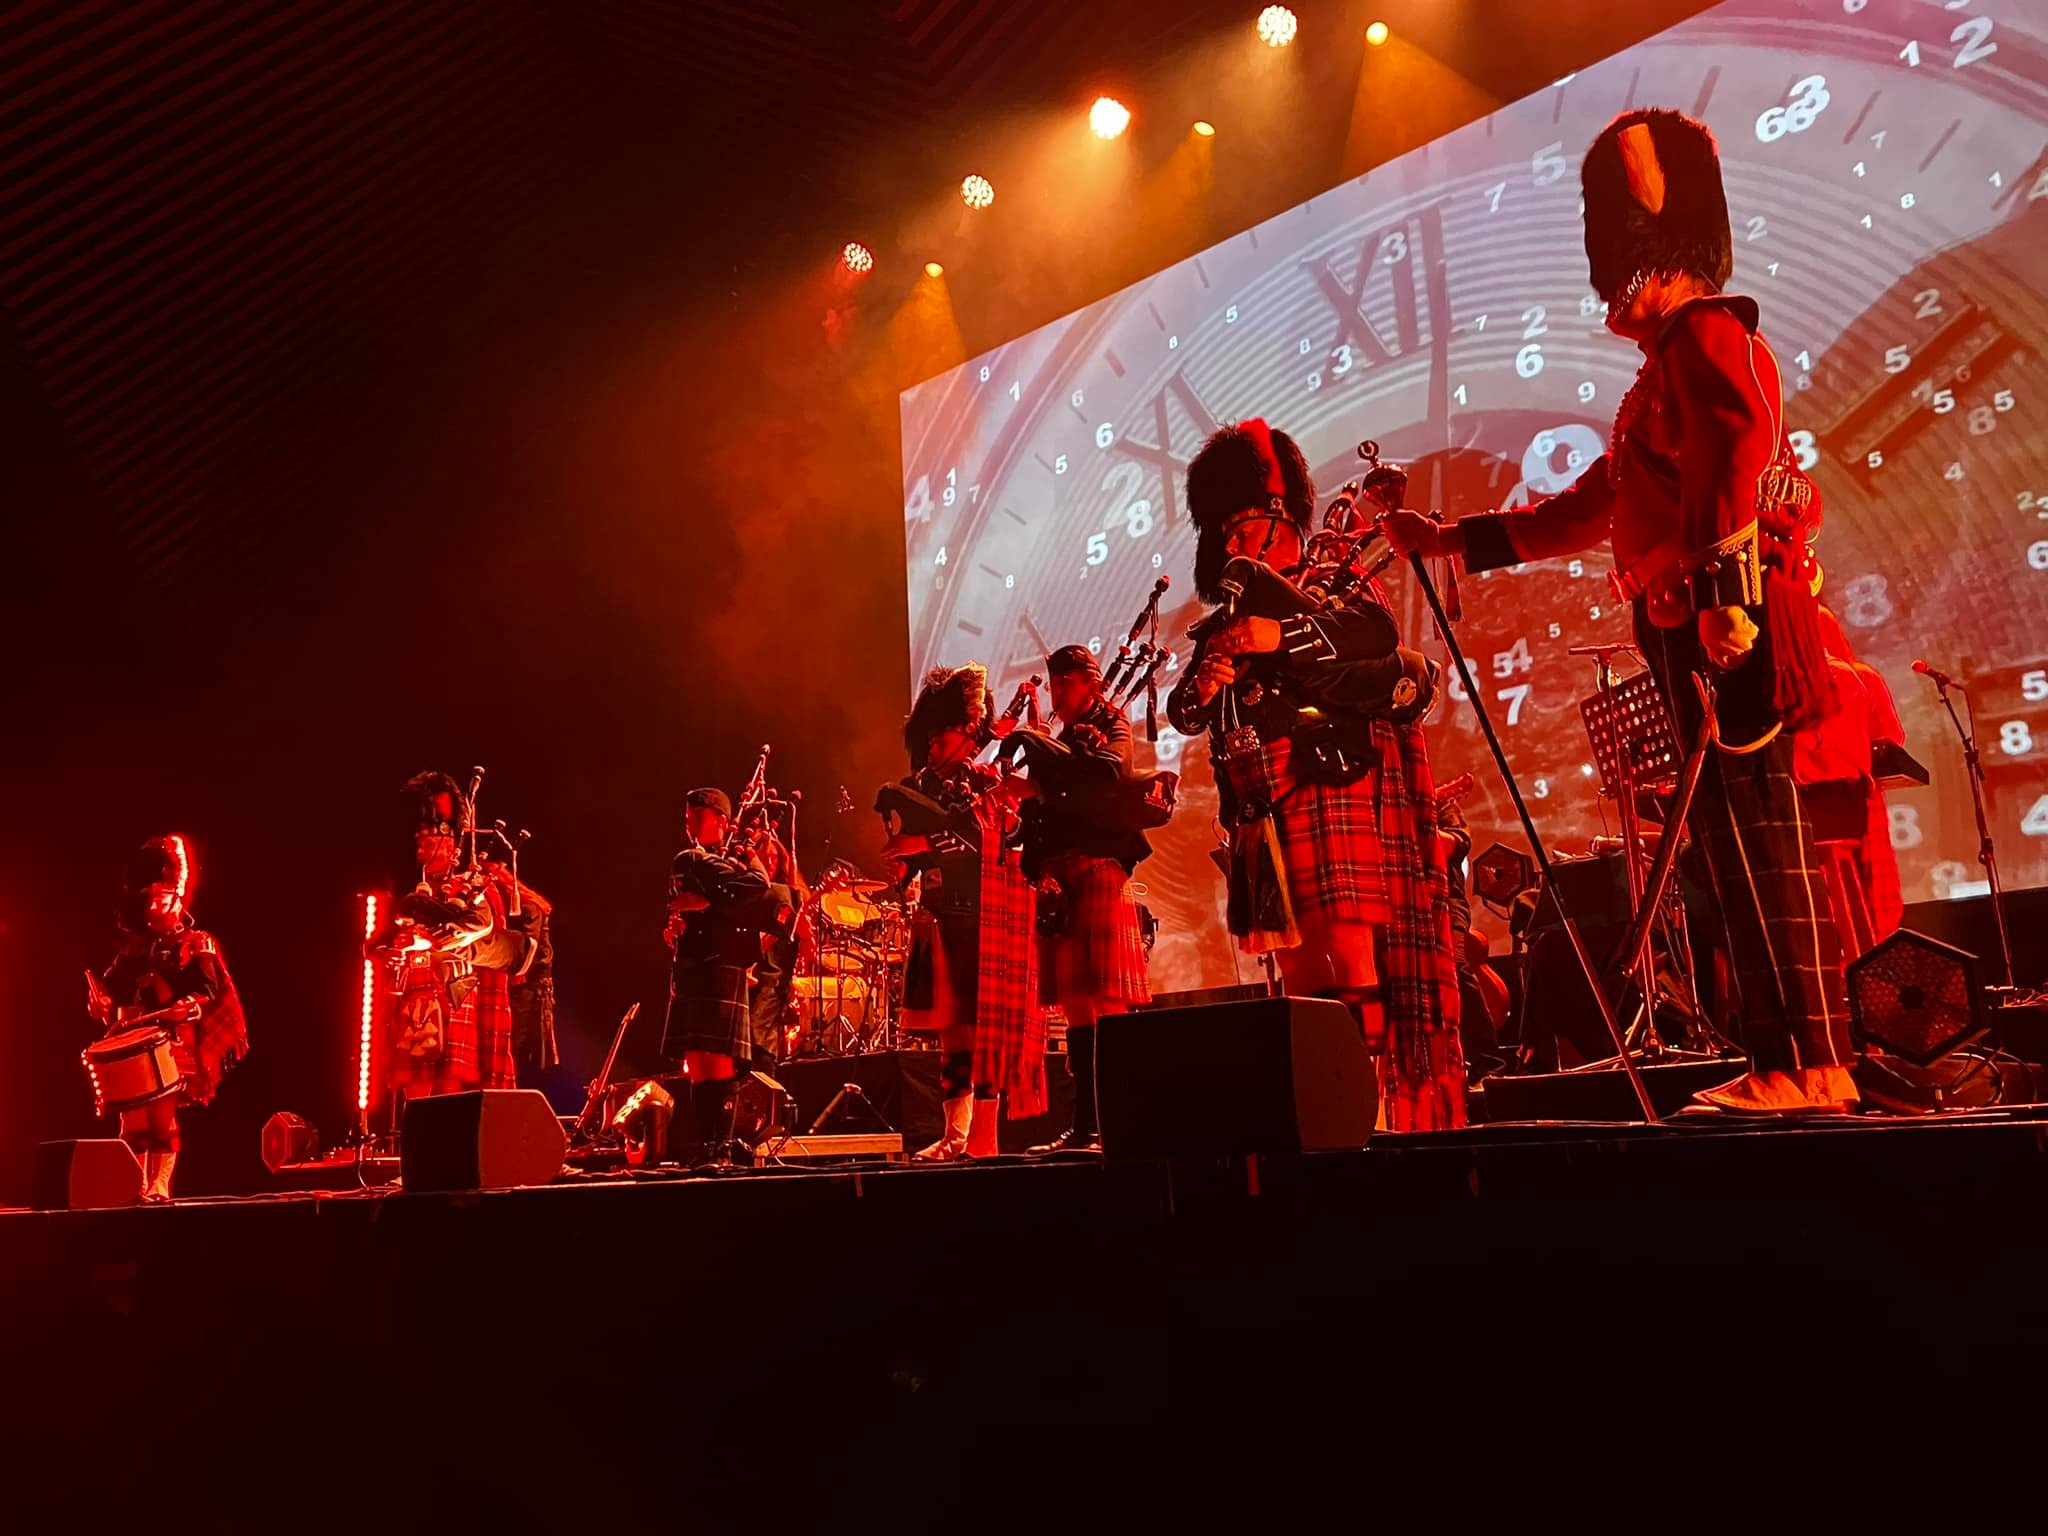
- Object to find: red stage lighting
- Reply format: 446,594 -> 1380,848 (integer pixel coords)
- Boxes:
842,240 -> 875,274
961,173 -> 994,210
1257,6 -> 1298,47
1366,20 -> 1390,46
357,893 -> 378,1132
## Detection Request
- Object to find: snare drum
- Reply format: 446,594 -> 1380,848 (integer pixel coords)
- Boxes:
82,1026 -> 183,1116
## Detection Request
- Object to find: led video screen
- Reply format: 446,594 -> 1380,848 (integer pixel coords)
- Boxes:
900,0 -> 2048,991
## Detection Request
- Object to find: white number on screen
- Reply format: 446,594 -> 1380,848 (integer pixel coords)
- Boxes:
1755,76 -> 1830,142
1788,430 -> 1819,470
1952,17 -> 1998,67
1889,804 -> 1922,850
2000,721 -> 2034,756
1531,142 -> 1567,186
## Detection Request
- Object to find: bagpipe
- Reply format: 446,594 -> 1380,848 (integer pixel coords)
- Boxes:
873,759 -> 1003,852
1186,440 -> 1440,749
993,576 -> 1183,834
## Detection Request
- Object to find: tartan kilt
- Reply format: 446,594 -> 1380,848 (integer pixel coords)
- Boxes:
902,909 -> 979,1028
1644,614 -> 1852,1075
1041,851 -> 1151,1007
471,971 -> 516,1089
389,963 -> 487,1097
660,960 -> 754,1063
1223,735 -> 1391,926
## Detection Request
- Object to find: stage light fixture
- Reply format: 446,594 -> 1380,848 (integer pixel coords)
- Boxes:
1366,20 -> 1390,46
262,1112 -> 319,1173
357,893 -> 378,1131
1848,929 -> 1988,1067
842,240 -> 875,274
924,260 -> 944,277
1193,120 -> 1216,137
1473,843 -> 1536,918
1257,6 -> 1297,47
1089,96 -> 1131,139
961,173 -> 994,210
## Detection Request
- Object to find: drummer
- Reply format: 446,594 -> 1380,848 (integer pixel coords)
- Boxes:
84,835 -> 249,1201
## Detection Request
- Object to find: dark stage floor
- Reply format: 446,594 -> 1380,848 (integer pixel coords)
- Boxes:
7,1110 -> 2048,1527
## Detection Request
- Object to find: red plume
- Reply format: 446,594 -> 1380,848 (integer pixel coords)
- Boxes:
1239,417 -> 1287,506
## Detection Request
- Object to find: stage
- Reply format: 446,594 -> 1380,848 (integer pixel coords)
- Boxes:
8,1110 -> 2048,1526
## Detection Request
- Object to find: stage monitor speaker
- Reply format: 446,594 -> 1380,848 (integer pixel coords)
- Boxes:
260,1111 -> 320,1173
1848,929 -> 1986,1067
1096,995 -> 1375,1159
31,1139 -> 144,1210
400,1089 -> 567,1192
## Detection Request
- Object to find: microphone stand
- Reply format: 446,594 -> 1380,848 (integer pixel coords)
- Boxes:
1931,672 -> 2016,988
1408,553 -> 1657,1122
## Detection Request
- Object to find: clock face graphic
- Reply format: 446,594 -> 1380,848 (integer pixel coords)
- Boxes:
899,0 -> 2048,990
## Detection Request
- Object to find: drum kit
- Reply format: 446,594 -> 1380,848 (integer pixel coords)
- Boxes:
785,863 -> 913,1058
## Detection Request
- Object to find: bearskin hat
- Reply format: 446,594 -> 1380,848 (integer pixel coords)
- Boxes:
125,834 -> 194,899
120,834 -> 193,931
903,662 -> 992,769
1581,109 -> 1732,307
1185,419 -> 1315,602
401,770 -> 462,836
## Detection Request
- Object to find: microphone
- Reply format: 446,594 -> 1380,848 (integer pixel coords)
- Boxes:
1124,576 -> 1170,641
1912,659 -> 1958,689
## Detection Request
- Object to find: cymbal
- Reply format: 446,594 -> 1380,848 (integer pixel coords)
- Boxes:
848,879 -> 897,898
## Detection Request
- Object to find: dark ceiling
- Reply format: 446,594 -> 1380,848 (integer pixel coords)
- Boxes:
1,0 -> 1704,597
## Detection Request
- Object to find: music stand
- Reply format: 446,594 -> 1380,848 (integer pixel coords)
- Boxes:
1573,648 -> 1708,1057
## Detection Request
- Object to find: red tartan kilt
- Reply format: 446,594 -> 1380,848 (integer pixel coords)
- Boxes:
390,967 -> 517,1095
1242,737 -> 1391,926
1041,853 -> 1151,1006
471,972 -> 516,1089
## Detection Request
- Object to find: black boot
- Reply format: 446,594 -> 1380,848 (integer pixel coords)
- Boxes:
1030,1024 -> 1101,1155
691,1077 -> 740,1168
